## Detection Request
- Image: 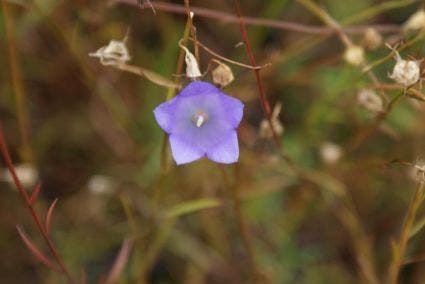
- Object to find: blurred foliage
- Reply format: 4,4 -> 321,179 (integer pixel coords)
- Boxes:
1,0 -> 425,283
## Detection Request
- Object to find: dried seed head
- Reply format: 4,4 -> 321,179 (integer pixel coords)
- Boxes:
87,175 -> 116,195
403,9 -> 425,31
387,44 -> 421,87
180,45 -> 201,79
259,102 -> 284,138
89,39 -> 131,66
343,45 -> 365,66
320,142 -> 342,165
363,28 -> 382,50
357,89 -> 384,113
212,61 -> 234,87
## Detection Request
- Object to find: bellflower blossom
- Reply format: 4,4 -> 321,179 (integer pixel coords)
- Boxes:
154,81 -> 244,165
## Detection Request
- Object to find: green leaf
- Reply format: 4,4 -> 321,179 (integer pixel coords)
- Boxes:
165,198 -> 221,218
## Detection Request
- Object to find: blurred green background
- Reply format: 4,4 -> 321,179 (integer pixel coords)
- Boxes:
1,0 -> 425,283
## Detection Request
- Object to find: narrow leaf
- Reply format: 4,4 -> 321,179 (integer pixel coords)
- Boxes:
45,198 -> 59,235
16,226 -> 59,271
165,198 -> 221,218
140,67 -> 181,89
115,63 -> 180,89
105,238 -> 133,284
29,182 -> 42,205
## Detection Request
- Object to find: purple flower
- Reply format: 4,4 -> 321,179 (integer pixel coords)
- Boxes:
154,81 -> 244,165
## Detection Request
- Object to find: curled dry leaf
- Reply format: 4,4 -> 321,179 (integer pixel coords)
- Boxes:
179,41 -> 201,79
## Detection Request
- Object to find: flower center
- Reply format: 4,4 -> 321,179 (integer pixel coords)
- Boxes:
192,110 -> 209,128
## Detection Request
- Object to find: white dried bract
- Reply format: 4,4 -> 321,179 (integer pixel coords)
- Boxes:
387,44 -> 421,87
89,39 -> 131,66
212,61 -> 234,87
343,45 -> 365,66
180,45 -> 201,79
2,163 -> 38,189
320,142 -> 342,165
403,9 -> 425,31
259,102 -> 284,138
363,28 -> 382,50
357,89 -> 384,113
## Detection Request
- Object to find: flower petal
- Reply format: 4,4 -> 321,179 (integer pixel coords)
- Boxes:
219,94 -> 244,128
206,131 -> 239,164
169,135 -> 204,165
153,99 -> 178,133
179,81 -> 220,97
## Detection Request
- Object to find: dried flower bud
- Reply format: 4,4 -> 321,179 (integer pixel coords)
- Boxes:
212,61 -> 234,87
403,9 -> 425,31
357,89 -> 384,113
87,175 -> 115,195
89,39 -> 131,66
2,163 -> 38,189
320,142 -> 342,165
407,159 -> 425,182
343,45 -> 365,66
363,28 -> 382,50
259,102 -> 284,138
387,45 -> 420,87
180,45 -> 201,79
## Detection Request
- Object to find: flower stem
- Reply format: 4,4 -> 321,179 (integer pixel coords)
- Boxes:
387,179 -> 425,284
2,1 -> 33,164
0,125 -> 76,284
219,165 -> 263,282
233,0 -> 281,148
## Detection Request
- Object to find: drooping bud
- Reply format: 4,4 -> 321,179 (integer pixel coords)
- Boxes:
357,89 -> 384,113
212,60 -> 234,87
363,28 -> 382,50
180,44 -> 201,79
320,142 -> 342,165
403,9 -> 425,31
343,45 -> 365,66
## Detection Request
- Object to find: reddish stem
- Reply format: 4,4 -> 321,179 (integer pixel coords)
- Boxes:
233,0 -> 281,146
0,125 -> 76,284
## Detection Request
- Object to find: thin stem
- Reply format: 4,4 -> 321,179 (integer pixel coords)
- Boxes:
183,0 -> 200,63
2,1 -> 33,163
0,126 -> 76,284
388,180 -> 425,284
233,0 -> 281,147
347,90 -> 405,152
218,165 -> 262,282
187,37 -> 270,70
116,0 -> 402,35
296,0 -> 387,100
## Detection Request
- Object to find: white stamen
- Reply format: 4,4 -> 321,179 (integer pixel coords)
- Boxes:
196,115 -> 205,127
